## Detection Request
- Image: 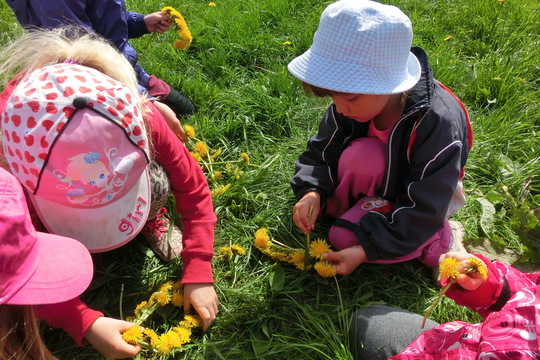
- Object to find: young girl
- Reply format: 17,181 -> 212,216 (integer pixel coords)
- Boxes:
0,166 -> 140,359
351,252 -> 540,359
0,27 -> 218,350
288,0 -> 472,274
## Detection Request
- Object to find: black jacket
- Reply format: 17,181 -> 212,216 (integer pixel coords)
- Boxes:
291,47 -> 472,262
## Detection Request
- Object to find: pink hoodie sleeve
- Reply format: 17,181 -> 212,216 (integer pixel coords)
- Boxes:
146,101 -> 216,284
34,297 -> 104,346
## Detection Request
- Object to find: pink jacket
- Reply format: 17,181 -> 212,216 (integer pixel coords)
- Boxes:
391,253 -> 540,359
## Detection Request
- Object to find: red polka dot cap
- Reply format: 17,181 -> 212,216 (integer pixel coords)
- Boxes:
2,63 -> 151,252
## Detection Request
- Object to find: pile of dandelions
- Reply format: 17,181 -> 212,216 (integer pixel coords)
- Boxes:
422,256 -> 488,328
253,228 -> 337,278
122,281 -> 202,357
162,6 -> 192,50
184,124 -> 250,198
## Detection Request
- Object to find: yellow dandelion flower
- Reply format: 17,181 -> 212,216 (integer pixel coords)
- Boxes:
444,35 -> 453,41
166,329 -> 182,348
194,141 -> 208,157
152,290 -> 171,307
254,228 -> 270,249
213,171 -> 222,181
493,77 -> 501,81
209,2 -> 216,6
180,314 -> 203,328
465,257 -> 488,280
172,280 -> 183,290
121,326 -> 144,345
173,326 -> 192,343
218,246 -> 233,256
162,6 -> 192,50
288,250 -> 305,264
211,148 -> 222,161
158,281 -> 173,293
134,301 -> 148,318
184,125 -> 195,139
283,41 -> 291,46
269,250 -> 289,262
294,261 -> 307,270
190,151 -> 202,162
144,328 -> 159,348
171,289 -> 184,307
314,261 -> 337,277
240,152 -> 250,165
212,183 -> 231,196
309,238 -> 332,260
155,333 -> 174,356
439,257 -> 460,280
231,244 -> 246,255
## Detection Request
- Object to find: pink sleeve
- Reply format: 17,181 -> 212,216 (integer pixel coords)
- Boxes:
146,102 -> 216,283
34,297 -> 104,346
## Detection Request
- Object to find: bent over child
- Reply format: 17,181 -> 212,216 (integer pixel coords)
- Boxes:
288,0 -> 472,274
0,27 -> 218,356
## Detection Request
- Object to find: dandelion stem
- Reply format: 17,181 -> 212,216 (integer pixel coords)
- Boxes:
304,205 -> 314,268
421,279 -> 455,328
270,238 -> 297,250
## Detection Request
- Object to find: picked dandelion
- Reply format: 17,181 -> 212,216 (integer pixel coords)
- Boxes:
422,256 -> 488,328
162,6 -> 192,50
314,261 -> 337,278
304,205 -> 314,268
254,228 -> 271,250
309,238 -> 332,260
184,125 -> 195,139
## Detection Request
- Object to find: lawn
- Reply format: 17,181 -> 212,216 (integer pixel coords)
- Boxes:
0,0 -> 539,358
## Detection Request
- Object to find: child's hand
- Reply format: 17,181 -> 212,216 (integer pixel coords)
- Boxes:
323,245 -> 367,275
144,12 -> 173,34
439,252 -> 488,291
293,191 -> 321,234
183,283 -> 219,331
153,100 -> 189,142
84,317 -> 141,358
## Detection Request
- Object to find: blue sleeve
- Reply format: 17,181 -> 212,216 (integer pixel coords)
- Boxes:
127,11 -> 150,38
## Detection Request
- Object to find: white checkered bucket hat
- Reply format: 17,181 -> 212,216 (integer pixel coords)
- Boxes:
288,0 -> 421,94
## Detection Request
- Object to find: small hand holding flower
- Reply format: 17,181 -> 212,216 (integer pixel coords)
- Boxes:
144,11 -> 174,34
422,252 -> 488,328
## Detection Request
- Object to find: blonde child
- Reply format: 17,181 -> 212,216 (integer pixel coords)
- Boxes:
288,0 -> 472,274
0,27 -> 218,355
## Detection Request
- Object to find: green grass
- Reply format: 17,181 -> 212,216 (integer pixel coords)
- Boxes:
1,0 -> 539,358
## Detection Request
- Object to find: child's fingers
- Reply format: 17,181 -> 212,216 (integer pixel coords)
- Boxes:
456,272 -> 485,291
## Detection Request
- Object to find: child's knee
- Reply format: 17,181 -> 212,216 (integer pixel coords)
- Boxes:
329,224 -> 360,250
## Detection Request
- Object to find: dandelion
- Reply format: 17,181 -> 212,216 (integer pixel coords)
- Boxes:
190,151 -> 202,163
231,244 -> 246,255
464,257 -> 488,280
134,301 -> 148,318
155,333 -> 175,355
254,228 -> 270,249
122,326 -> 144,345
171,289 -> 184,307
184,125 -> 195,139
173,326 -> 192,343
211,148 -> 222,161
209,2 -> 216,6
144,328 -> 159,348
151,290 -> 171,307
213,171 -> 222,181
444,35 -> 453,41
283,41 -> 292,46
288,250 -> 305,265
309,238 -> 332,260
195,141 -> 209,157
314,261 -> 337,278
162,6 -> 192,50
212,183 -> 230,196
240,152 -> 250,165
439,257 -> 460,280
180,314 -> 203,328
218,246 -> 233,256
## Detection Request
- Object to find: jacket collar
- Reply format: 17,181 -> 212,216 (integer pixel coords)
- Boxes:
402,47 -> 434,117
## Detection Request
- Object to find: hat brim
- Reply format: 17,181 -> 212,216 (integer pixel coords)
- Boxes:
288,49 -> 421,95
30,168 -> 151,253
6,231 -> 94,305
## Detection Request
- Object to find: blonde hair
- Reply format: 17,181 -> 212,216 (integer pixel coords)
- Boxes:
0,305 -> 56,360
0,26 -> 144,113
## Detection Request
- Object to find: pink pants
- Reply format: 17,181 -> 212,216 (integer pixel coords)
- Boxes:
326,137 -> 451,268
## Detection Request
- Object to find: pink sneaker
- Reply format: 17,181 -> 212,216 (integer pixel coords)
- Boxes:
142,208 -> 183,262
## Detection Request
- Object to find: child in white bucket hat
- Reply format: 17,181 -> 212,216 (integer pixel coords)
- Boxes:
288,0 -> 473,275
0,27 -> 218,353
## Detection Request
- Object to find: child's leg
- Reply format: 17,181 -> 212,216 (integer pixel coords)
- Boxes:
350,305 -> 439,360
326,137 -> 386,218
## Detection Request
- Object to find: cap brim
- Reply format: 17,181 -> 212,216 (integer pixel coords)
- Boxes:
30,169 -> 151,252
288,49 -> 421,95
6,231 -> 94,305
